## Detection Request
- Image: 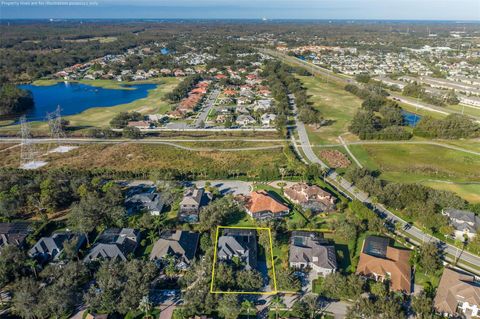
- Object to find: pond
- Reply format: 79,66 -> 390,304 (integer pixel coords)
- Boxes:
16,82 -> 157,121
402,110 -> 422,126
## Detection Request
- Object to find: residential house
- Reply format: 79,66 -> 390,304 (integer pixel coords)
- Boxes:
236,115 -> 256,126
442,208 -> 480,240
289,231 -> 337,276
284,183 -> 336,213
433,267 -> 480,318
245,190 -> 290,220
178,187 -> 211,223
260,113 -> 277,127
217,228 -> 257,270
356,236 -> 412,293
150,230 -> 199,269
0,223 -> 31,249
254,99 -> 273,111
84,228 -> 140,262
29,232 -> 86,263
125,191 -> 165,216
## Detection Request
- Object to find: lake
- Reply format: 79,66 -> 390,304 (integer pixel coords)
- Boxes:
402,110 -> 422,126
17,82 -> 157,121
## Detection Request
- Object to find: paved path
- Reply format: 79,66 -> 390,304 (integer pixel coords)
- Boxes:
0,138 -> 285,152
338,135 -> 362,168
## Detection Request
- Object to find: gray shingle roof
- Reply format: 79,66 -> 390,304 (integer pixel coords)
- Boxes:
217,229 -> 257,270
125,192 -> 165,215
289,231 -> 337,270
0,223 -> 31,248
29,232 -> 86,261
150,230 -> 199,264
84,228 -> 140,262
444,208 -> 480,234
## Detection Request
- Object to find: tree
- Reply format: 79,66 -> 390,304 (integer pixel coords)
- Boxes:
236,269 -> 263,291
215,263 -> 235,290
411,242 -> 442,274
412,292 -> 435,319
270,295 -> 285,319
11,277 -> 41,319
303,294 -> 321,319
122,126 -> 143,139
241,300 -> 255,319
0,84 -> 34,116
218,295 -> 241,319
0,245 -> 27,286
85,259 -> 157,315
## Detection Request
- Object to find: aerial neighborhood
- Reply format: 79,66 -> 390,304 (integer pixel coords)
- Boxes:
0,17 -> 479,319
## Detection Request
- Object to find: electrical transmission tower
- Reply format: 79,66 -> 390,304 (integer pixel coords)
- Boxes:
46,105 -> 66,151
20,115 -> 36,167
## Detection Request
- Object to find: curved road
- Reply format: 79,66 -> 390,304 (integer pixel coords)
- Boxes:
288,93 -> 480,275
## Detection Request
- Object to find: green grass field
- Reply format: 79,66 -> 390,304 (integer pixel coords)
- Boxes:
349,143 -> 480,202
297,75 -> 363,145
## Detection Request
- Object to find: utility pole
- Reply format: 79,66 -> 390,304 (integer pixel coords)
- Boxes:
46,105 -> 66,152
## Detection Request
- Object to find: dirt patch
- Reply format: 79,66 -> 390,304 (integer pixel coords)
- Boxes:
319,150 -> 351,168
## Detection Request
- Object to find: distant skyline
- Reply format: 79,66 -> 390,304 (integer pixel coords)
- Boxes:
1,0 -> 479,20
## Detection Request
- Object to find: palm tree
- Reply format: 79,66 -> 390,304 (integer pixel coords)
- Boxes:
270,295 -> 285,319
304,294 -> 319,319
241,300 -> 255,319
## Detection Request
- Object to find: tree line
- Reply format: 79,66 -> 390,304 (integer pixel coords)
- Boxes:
346,84 -> 412,140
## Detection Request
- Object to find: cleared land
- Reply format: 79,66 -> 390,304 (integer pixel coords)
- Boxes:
349,143 -> 480,201
0,143 -> 294,177
297,75 -> 363,145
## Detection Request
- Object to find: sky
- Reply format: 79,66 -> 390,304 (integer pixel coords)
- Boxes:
0,0 -> 479,20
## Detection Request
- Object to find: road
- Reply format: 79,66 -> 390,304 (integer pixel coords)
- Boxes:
288,93 -> 480,275
390,93 -> 480,123
0,137 -> 288,152
194,87 -> 221,127
263,48 -> 480,123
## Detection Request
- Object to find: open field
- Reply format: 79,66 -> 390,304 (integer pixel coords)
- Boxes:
349,143 -> 480,201
0,143 -> 295,178
297,75 -> 363,145
0,78 -> 181,133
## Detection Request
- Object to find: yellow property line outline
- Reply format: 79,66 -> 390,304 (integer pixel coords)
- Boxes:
210,225 -> 278,295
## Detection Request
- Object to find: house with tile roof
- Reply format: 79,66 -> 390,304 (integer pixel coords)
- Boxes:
289,231 -> 337,277
284,183 -> 336,213
150,230 -> 199,269
29,232 -> 86,263
245,190 -> 290,220
84,228 -> 140,262
434,267 -> 480,318
356,236 -> 412,293
442,208 -> 480,240
217,228 -> 257,270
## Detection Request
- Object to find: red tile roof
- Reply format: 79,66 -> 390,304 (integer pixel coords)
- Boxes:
246,190 -> 289,215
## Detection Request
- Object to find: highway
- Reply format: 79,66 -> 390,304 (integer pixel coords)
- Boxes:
287,92 -> 480,276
